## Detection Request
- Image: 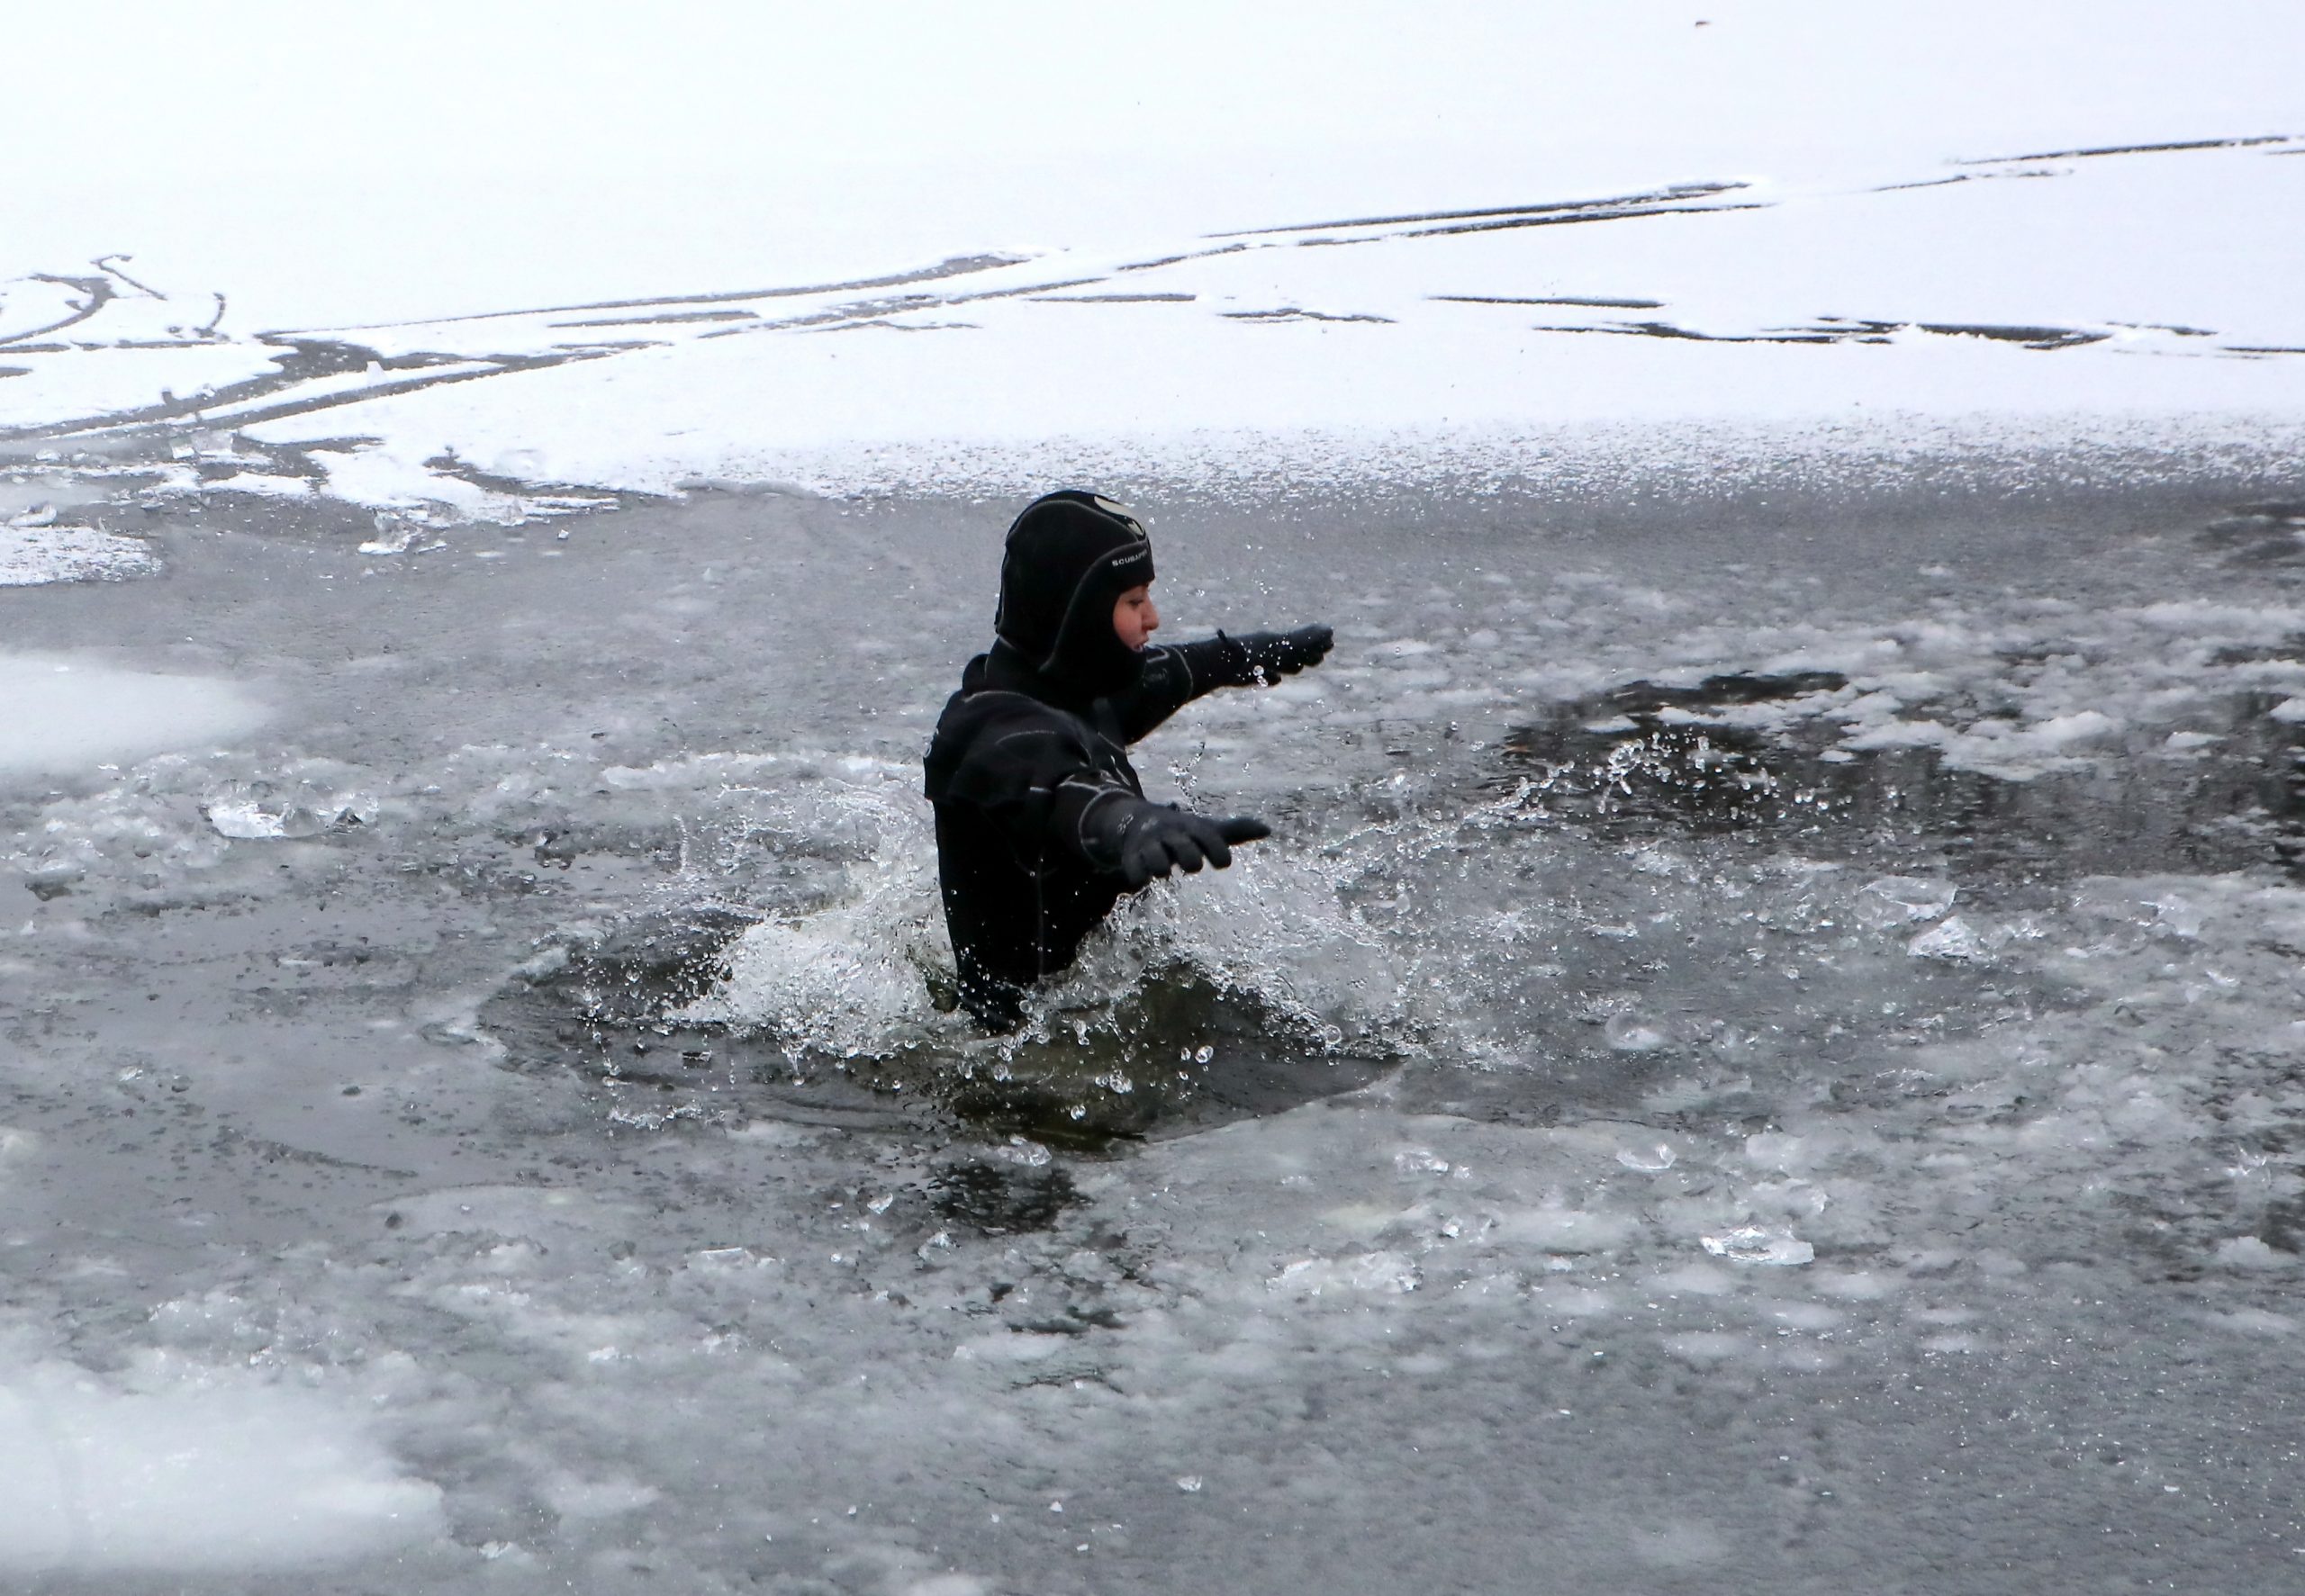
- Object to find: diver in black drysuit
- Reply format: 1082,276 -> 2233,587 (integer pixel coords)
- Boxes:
923,491 -> 1333,1030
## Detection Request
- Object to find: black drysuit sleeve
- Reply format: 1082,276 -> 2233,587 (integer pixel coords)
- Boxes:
933,704 -> 1261,884
1107,629 -> 1333,742
1103,640 -> 1229,744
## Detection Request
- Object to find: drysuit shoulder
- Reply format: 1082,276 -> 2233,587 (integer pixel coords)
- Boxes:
924,683 -> 1102,816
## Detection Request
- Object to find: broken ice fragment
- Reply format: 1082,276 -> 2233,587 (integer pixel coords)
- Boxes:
1268,1250 -> 1421,1294
205,798 -> 294,839
1604,1013 -> 1668,1051
23,862 -> 81,900
203,780 -> 375,840
2214,1236 -> 2291,1270
1700,1226 -> 1814,1266
1907,915 -> 1986,961
2148,897 -> 2203,938
1858,875 -> 1956,925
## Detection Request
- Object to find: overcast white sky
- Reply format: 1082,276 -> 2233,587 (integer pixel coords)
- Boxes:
6,4 -> 2299,324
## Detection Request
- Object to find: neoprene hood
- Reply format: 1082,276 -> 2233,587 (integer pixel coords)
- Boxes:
993,490 -> 1155,701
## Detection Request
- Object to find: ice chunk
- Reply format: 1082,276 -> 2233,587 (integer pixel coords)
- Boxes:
1604,1013 -> 1669,1052
1,523 -> 158,587
205,798 -> 295,839
1700,1226 -> 1814,1267
2214,1236 -> 2292,1270
1859,875 -> 1957,925
2148,896 -> 2204,939
0,1357 -> 443,1573
203,779 -> 374,840
1268,1250 -> 1420,1295
1907,915 -> 1987,962
0,656 -> 267,776
2027,709 -> 2120,747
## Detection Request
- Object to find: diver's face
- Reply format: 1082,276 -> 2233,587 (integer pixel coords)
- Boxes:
1112,583 -> 1161,651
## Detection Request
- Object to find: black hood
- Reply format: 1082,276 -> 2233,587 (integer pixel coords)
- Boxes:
992,490 -> 1155,704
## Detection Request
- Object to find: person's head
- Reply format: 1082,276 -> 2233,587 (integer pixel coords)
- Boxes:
995,491 -> 1156,699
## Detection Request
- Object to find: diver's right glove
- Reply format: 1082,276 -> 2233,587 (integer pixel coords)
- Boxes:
1216,625 -> 1334,685
1085,798 -> 1271,888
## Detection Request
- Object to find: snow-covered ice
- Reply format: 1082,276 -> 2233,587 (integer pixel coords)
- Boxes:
6,6 -> 2304,525
0,656 -> 268,777
0,1356 -> 444,1573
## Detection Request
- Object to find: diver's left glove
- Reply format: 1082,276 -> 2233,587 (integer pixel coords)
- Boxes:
1081,797 -> 1272,888
1216,625 -> 1333,685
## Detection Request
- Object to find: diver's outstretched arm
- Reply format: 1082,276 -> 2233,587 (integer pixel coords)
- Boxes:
1110,625 -> 1334,741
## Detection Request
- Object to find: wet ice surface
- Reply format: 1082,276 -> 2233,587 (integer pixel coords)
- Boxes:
5,467 -> 2305,1591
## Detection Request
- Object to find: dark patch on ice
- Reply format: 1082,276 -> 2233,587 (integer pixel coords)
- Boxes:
1493,672 -> 1849,836
927,1159 -> 1081,1236
2202,501 -> 2305,565
529,906 -> 759,1031
2,269 -> 140,347
4,336 -> 590,447
322,254 -> 1030,331
1530,314 -> 2111,352
939,973 -> 1393,1149
0,365 -> 28,380
946,276 -> 1108,306
802,319 -> 981,335
1116,243 -> 1249,274
1397,202 -> 1771,241
1915,321 -> 2111,350
7,251 -> 1055,465
1433,294 -> 1667,310
1221,309 -> 1396,325
1537,320 -> 1851,347
1959,134 -> 2295,165
1213,183 -> 1752,238
1489,669 -> 2305,884
1873,175 -> 1977,194
549,310 -> 760,328
1026,293 -> 1198,303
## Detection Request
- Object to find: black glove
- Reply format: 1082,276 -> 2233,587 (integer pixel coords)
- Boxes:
1217,625 -> 1333,686
1089,802 -> 1270,888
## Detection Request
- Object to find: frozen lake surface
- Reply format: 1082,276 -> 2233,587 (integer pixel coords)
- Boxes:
5,458 -> 2305,1592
